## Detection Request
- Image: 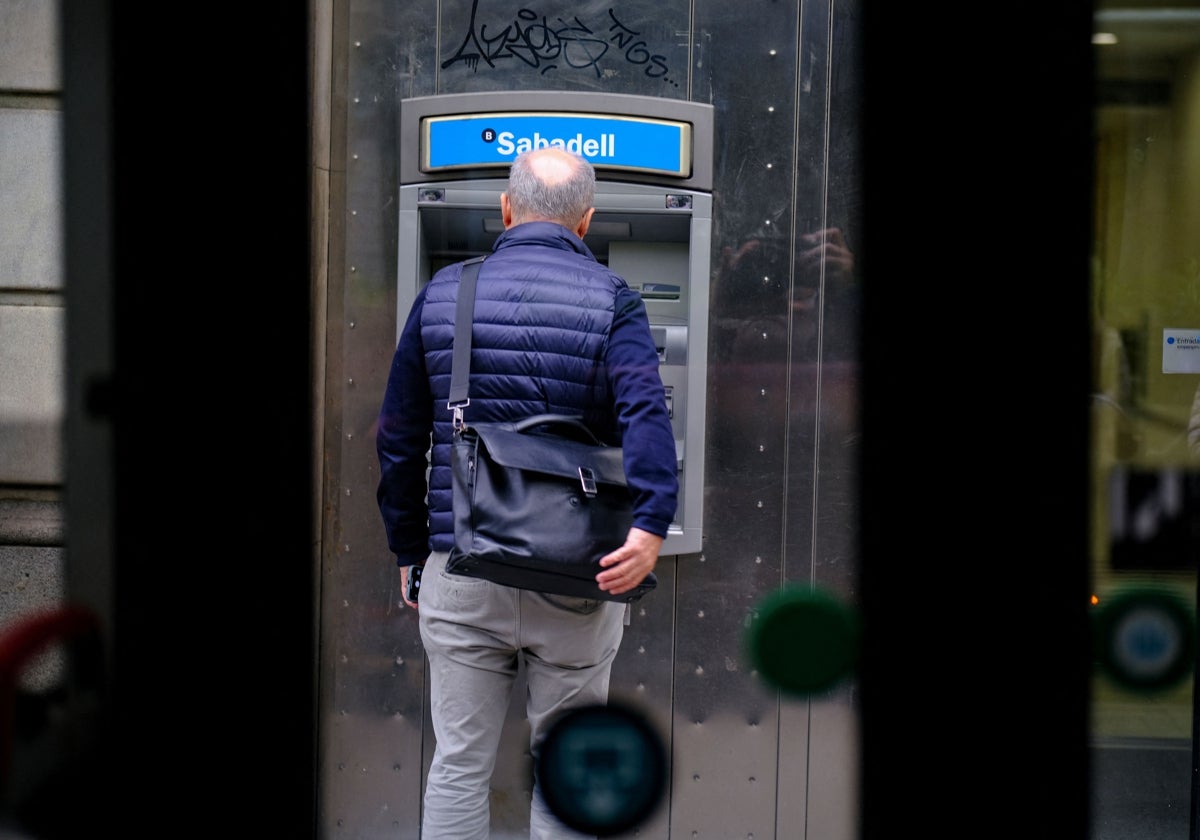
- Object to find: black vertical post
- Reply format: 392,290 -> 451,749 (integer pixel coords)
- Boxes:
62,3 -> 317,835
859,2 -> 1096,838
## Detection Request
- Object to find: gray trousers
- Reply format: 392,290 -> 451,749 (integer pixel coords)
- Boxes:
417,551 -> 627,840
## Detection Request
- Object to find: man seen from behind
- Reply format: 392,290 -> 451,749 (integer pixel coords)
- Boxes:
375,146 -> 679,839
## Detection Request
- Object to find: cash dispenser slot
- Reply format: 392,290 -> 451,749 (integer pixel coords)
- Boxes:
640,283 -> 681,301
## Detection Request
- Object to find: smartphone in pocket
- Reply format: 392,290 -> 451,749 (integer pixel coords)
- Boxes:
406,565 -> 423,603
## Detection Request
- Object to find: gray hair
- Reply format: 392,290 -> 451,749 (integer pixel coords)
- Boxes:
505,147 -> 596,228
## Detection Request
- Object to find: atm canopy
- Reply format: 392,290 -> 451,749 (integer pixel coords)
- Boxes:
400,91 -> 714,191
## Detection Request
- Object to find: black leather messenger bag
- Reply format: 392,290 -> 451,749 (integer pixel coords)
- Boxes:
444,257 -> 656,603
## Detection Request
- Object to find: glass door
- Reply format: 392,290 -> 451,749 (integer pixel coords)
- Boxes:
1091,3 -> 1200,836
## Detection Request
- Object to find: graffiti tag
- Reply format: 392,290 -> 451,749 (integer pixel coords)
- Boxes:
443,1 -> 676,85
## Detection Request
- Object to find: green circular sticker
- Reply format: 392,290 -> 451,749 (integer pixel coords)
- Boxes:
745,585 -> 860,697
535,703 -> 667,837
1093,587 -> 1195,693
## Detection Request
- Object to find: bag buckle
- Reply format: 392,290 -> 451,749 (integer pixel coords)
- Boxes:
578,467 -> 598,498
449,400 -> 468,433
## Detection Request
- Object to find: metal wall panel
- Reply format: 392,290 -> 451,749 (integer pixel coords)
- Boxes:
782,0 -> 862,835
319,0 -> 863,836
319,0 -> 434,836
676,2 -> 809,838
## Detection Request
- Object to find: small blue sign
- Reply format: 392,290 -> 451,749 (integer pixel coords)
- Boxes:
421,112 -> 693,177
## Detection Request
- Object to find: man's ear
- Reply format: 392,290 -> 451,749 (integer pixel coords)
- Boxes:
575,207 -> 595,238
500,193 -> 515,229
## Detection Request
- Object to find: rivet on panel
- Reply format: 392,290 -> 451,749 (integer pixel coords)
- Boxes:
768,49 -> 777,56
354,41 -> 362,47
756,500 -> 763,508
347,432 -> 354,440
758,444 -> 764,452
760,388 -> 767,396
766,162 -> 773,169
637,645 -> 645,654
637,682 -> 645,691
349,321 -> 356,328
694,665 -> 704,676
348,378 -> 354,385
350,265 -> 357,272
767,106 -> 775,113
693,774 -> 700,781
697,610 -> 705,618
354,97 -> 360,103
395,656 -> 404,666
345,488 -> 352,496
351,209 -> 357,215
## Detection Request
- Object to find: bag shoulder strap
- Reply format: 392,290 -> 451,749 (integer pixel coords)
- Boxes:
448,256 -> 486,412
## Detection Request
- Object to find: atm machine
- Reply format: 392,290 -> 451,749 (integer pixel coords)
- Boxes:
397,91 -> 712,555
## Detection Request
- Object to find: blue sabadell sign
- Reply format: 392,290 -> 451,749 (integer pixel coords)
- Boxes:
421,112 -> 693,177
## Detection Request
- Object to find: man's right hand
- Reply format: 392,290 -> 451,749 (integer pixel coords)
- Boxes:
596,527 -> 664,597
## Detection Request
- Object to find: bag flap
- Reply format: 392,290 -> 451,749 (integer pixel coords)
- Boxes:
468,423 -> 627,487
